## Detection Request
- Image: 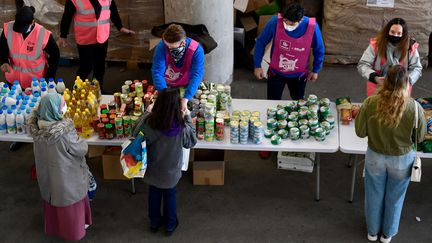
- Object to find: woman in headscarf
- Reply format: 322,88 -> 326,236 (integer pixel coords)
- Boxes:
28,93 -> 91,241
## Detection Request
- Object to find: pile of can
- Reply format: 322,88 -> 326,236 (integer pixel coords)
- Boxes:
190,82 -> 232,118
265,94 -> 335,145
93,104 -> 139,139
114,79 -> 158,116
230,110 -> 263,145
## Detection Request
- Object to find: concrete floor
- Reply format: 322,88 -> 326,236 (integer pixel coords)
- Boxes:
1,64 -> 432,243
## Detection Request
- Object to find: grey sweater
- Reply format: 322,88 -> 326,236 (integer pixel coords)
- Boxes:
132,113 -> 197,188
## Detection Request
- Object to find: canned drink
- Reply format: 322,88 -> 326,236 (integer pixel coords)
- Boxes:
289,127 -> 300,140
300,125 -> 310,139
121,84 -> 130,94
267,118 -> 277,129
278,129 -> 289,139
271,135 -> 282,145
277,120 -> 288,130
276,109 -> 288,120
116,126 -> 124,136
114,92 -> 122,107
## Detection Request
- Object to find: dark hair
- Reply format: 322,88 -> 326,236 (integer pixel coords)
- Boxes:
282,3 -> 304,22
146,88 -> 185,131
376,18 -> 409,61
163,24 -> 186,43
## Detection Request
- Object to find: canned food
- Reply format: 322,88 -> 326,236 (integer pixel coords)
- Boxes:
300,125 -> 310,139
319,106 -> 330,119
264,129 -> 274,138
267,108 -> 277,119
289,127 -> 300,140
121,84 -> 130,94
288,114 -> 298,122
299,119 -> 309,127
277,119 -> 288,130
307,94 -> 318,105
97,123 -> 105,139
320,98 -> 331,107
314,127 -> 326,142
271,135 -> 282,145
123,116 -> 131,125
276,109 -> 288,120
298,99 -> 307,107
320,121 -> 331,135
285,101 -> 296,113
232,110 -> 241,117
288,121 -> 298,129
278,129 -> 289,139
267,118 -> 277,129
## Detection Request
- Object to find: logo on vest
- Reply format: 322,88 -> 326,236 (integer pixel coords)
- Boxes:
165,65 -> 182,81
279,40 -> 291,51
279,55 -> 298,72
293,47 -> 305,52
26,43 -> 35,52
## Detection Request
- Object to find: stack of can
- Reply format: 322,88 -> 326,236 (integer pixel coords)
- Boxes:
251,121 -> 264,144
115,117 -> 124,139
204,103 -> 216,142
215,118 -> 225,141
197,117 -> 205,140
230,121 -> 239,144
239,121 -> 249,144
123,116 -> 132,137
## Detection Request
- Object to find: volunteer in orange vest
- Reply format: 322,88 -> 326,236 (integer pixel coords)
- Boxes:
0,5 -> 59,89
58,0 -> 134,93
357,18 -> 422,97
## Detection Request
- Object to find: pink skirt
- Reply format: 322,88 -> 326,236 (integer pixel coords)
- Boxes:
43,195 -> 92,241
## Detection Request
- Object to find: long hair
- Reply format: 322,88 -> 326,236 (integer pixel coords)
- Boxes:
376,18 -> 409,62
375,65 -> 410,128
146,88 -> 185,131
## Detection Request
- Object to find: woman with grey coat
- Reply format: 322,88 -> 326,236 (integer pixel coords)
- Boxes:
132,87 -> 197,236
28,93 -> 92,241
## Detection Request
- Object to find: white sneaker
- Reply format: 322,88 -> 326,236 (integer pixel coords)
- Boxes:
367,234 -> 378,241
85,224 -> 90,230
380,235 -> 392,243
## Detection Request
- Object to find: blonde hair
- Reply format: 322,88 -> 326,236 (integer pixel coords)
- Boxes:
375,65 -> 410,128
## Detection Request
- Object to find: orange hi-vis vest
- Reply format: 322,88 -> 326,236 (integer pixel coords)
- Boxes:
3,21 -> 50,89
71,0 -> 111,45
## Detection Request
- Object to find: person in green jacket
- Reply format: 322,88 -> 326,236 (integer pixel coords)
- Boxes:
355,65 -> 426,243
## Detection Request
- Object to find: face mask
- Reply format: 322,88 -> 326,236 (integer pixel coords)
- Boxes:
283,22 -> 299,32
169,42 -> 186,63
388,35 -> 402,44
61,102 -> 67,115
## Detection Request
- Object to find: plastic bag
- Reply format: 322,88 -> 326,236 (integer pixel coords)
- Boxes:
120,131 -> 147,179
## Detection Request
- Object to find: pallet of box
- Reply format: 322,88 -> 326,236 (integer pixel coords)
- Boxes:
277,151 -> 314,173
193,149 -> 225,186
323,0 -> 432,64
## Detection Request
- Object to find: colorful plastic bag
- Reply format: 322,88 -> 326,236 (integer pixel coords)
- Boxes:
120,131 -> 147,179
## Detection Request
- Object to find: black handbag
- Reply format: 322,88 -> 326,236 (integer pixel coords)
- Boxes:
151,22 -> 218,54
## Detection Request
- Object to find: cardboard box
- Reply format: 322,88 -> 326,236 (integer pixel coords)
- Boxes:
193,149 -> 225,186
102,147 -> 128,180
234,0 -> 270,13
239,14 -> 258,32
258,15 -> 272,35
87,145 -> 106,158
277,151 -> 315,173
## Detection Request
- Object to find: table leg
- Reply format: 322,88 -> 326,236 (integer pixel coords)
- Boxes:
346,154 -> 354,168
349,155 -> 358,203
131,178 -> 136,195
316,153 -> 321,202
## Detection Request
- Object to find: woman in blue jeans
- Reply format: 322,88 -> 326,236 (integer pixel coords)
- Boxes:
132,88 -> 197,236
355,65 -> 426,243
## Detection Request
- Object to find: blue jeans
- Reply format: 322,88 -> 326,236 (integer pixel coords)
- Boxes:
364,148 -> 414,237
148,185 -> 177,230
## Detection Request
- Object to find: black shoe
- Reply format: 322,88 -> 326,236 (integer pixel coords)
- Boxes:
165,219 -> 179,236
150,226 -> 160,233
9,142 -> 22,152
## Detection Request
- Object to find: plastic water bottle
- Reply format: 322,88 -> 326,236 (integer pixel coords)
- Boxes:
40,81 -> 47,89
56,78 -> 66,94
6,109 -> 16,134
11,105 -> 17,115
24,108 -> 31,121
0,109 -> 6,134
48,78 -> 55,87
4,96 -> 17,108
34,92 -> 41,102
31,81 -> 40,94
16,110 -> 25,134
29,102 -> 36,110
13,80 -> 22,94
41,87 -> 48,97
48,84 -> 56,93
2,83 -> 10,93
31,97 -> 38,106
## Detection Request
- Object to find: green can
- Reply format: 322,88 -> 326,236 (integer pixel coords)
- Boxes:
320,98 -> 331,107
307,94 -> 318,105
288,121 -> 298,129
267,118 -> 277,129
300,125 -> 310,139
325,115 -> 335,129
314,127 -> 326,142
309,117 -> 319,128
264,129 -> 274,138
285,101 -> 296,113
276,109 -> 288,120
289,127 -> 300,140
277,120 -> 288,130
278,129 -> 289,139
298,99 -> 307,108
299,118 -> 309,127
299,108 -> 308,119
123,116 -> 131,125
288,114 -> 298,122
319,106 -> 330,119
271,135 -> 282,145
267,108 -> 277,119
115,117 -> 123,127
320,121 -> 331,135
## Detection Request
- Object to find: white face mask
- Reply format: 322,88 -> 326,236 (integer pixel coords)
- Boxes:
283,22 -> 299,32
61,103 -> 67,115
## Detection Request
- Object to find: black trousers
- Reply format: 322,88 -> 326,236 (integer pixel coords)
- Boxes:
76,41 -> 108,90
267,72 -> 307,100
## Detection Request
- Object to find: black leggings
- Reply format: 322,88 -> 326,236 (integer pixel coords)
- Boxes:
267,72 -> 307,100
76,41 -> 108,88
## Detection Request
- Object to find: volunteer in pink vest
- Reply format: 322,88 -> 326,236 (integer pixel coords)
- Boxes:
0,5 -> 59,89
358,18 -> 422,97
58,0 -> 134,93
152,24 -> 205,111
253,3 -> 325,101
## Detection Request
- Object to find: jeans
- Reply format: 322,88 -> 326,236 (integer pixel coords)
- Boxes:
267,72 -> 307,100
148,185 -> 177,230
364,148 -> 414,237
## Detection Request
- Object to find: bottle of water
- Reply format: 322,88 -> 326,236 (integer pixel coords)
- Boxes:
6,109 -> 16,134
0,109 -> 6,134
29,102 -> 36,110
16,110 -> 25,134
34,92 -> 41,103
13,80 -> 22,94
31,81 -> 40,94
48,78 -> 55,87
41,87 -> 48,97
2,83 -> 10,93
56,78 -> 66,94
11,105 -> 17,115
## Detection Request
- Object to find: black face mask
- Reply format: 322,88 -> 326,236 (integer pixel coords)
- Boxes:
388,35 -> 402,44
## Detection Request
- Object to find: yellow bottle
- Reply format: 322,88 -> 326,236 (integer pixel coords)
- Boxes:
73,112 -> 82,132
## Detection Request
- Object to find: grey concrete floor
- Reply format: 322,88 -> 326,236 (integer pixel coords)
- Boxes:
1,64 -> 432,243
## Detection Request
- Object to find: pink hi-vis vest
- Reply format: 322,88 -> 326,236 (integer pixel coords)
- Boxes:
366,38 -> 418,96
71,0 -> 111,45
3,22 -> 50,89
269,14 -> 315,75
164,39 -> 199,87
